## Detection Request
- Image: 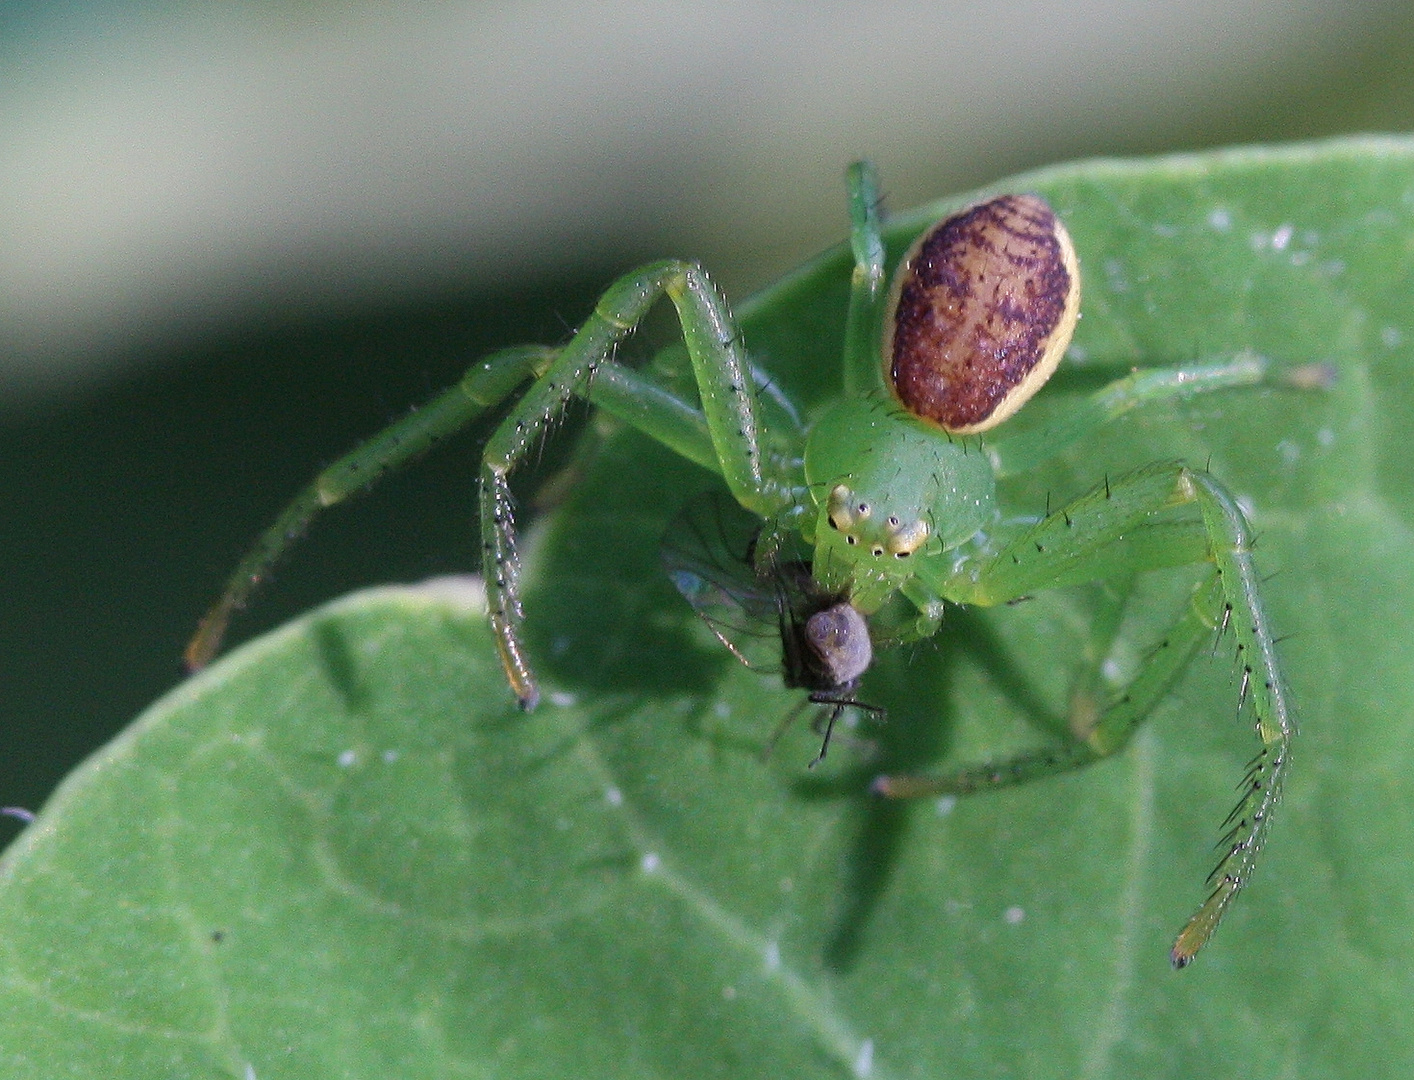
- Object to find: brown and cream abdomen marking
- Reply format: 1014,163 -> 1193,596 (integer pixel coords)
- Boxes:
884,194 -> 1081,434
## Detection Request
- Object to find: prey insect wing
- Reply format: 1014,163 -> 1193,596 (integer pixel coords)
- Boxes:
660,493 -> 803,673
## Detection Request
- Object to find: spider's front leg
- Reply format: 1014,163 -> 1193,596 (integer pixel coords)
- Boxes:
186,344 -> 556,671
479,260 -> 797,709
879,461 -> 1293,966
188,261 -> 800,706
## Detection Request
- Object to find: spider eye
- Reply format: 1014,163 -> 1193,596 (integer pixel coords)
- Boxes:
884,517 -> 930,556
883,193 -> 1080,434
827,484 -> 860,531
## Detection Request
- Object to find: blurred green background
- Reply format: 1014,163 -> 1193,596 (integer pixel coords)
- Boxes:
4,0 -> 1414,840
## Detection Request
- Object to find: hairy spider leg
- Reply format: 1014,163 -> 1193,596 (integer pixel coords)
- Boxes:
478,260 -> 800,708
842,160 -> 888,399
875,461 -> 1292,967
185,344 -> 556,672
189,261 -> 806,703
990,352 -> 1287,479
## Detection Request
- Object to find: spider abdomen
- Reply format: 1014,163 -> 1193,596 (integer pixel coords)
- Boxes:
885,194 -> 1081,434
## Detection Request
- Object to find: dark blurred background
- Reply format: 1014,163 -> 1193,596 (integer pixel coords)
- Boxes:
4,0 -> 1414,840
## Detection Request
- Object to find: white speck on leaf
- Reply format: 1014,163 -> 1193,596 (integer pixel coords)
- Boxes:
549,691 -> 577,707
337,750 -> 357,768
1208,208 -> 1232,231
854,1039 -> 874,1077
641,852 -> 660,873
604,786 -> 623,807
764,940 -> 781,970
935,795 -> 957,816
1383,326 -> 1403,349
1103,257 -> 1129,294
1004,905 -> 1026,925
1317,427 -> 1336,447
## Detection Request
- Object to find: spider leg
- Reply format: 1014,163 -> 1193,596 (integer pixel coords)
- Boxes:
989,351 -> 1326,478
479,260 -> 798,708
185,345 -> 554,671
842,160 -> 888,398
191,259 -> 807,706
885,461 -> 1292,966
871,578 -> 1213,798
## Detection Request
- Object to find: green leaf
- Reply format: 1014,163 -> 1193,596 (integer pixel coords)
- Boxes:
4,136 -> 1413,1077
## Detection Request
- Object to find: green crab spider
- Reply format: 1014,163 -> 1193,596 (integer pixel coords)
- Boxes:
189,161 -> 1298,968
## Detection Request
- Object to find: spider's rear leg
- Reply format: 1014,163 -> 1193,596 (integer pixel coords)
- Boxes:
871,572 -> 1213,796
886,461 -> 1292,965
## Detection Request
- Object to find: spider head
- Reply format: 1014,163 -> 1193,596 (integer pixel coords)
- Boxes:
803,396 -> 996,608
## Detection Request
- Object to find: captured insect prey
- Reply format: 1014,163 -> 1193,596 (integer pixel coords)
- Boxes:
661,494 -> 881,767
189,161 -> 1309,967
